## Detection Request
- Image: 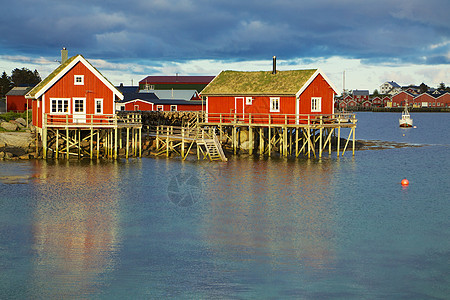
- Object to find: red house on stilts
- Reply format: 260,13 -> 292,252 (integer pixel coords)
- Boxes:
201,63 -> 339,124
26,50 -> 123,131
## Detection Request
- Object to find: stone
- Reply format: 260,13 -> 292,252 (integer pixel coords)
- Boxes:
15,118 -> 27,127
0,132 -> 34,148
1,121 -> 18,131
19,154 -> 30,160
0,152 -> 4,159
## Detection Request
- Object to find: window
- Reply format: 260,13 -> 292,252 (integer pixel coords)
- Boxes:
246,97 -> 253,105
74,75 -> 84,85
144,84 -> 154,90
311,97 -> 321,112
157,105 -> 164,111
73,98 -> 85,113
95,99 -> 103,114
50,98 -> 69,113
170,105 -> 177,111
134,105 -> 139,111
270,97 -> 280,112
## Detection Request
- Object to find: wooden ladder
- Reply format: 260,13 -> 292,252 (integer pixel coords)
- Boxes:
197,129 -> 227,162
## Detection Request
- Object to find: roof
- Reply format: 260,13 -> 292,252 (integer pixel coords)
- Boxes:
152,90 -> 198,100
121,91 -> 159,103
139,75 -> 215,85
353,90 -> 369,96
201,69 -> 337,96
6,86 -> 33,96
26,55 -> 123,100
123,97 -> 202,106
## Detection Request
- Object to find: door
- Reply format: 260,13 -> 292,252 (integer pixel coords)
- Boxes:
73,98 -> 86,123
235,97 -> 245,121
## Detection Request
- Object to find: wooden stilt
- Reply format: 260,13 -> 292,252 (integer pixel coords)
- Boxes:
55,129 -> 59,159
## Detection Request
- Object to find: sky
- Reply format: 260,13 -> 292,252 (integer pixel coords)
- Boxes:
0,0 -> 449,94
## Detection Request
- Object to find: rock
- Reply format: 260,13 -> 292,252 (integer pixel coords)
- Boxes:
0,132 -> 34,148
0,152 -> 4,159
1,121 -> 18,131
4,152 -> 13,159
19,154 -> 30,160
15,118 -> 27,127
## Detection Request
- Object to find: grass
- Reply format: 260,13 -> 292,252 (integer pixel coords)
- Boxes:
0,111 -> 32,122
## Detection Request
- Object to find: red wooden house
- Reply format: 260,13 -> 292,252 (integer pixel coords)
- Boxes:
5,86 -> 33,112
371,96 -> 382,107
391,91 -> 414,107
201,69 -> 338,124
26,54 -> 123,129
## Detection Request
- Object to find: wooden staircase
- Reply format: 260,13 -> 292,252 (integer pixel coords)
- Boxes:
197,129 -> 227,162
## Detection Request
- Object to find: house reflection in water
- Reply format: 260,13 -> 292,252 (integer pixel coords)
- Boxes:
201,159 -> 338,273
30,161 -> 122,298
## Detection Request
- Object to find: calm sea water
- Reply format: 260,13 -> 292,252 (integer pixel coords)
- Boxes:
0,112 -> 449,299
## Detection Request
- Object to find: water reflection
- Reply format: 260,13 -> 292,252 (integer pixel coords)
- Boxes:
30,160 -> 122,298
202,158 -> 338,274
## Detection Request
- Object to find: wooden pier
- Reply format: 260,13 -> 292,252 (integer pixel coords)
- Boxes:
39,112 -> 143,159
150,111 -> 357,160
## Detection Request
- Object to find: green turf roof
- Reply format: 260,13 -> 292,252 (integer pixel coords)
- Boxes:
27,55 -> 78,98
201,69 -> 317,96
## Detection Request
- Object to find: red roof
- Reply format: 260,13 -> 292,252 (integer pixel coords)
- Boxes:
139,75 -> 215,85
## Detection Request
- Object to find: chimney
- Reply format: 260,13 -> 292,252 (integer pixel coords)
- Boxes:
61,47 -> 68,64
272,56 -> 277,74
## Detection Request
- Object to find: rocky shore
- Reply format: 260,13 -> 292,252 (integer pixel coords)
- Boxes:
0,117 -> 37,160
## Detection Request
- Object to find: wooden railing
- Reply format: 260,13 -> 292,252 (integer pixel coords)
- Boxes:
44,112 -> 142,127
203,112 -> 356,125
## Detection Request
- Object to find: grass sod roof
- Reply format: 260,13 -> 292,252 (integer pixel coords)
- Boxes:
26,55 -> 78,98
201,69 -> 317,96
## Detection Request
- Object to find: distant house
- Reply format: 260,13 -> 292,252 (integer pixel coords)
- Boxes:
120,91 -> 202,111
352,90 -> 369,104
380,81 -> 401,95
391,91 -> 414,107
139,75 -> 214,95
371,96 -> 382,107
26,54 -> 123,129
5,86 -> 33,112
201,68 -> 338,124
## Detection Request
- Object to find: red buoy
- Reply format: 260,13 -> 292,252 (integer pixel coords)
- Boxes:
401,178 -> 409,186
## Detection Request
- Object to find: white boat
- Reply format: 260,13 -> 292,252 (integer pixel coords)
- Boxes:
399,103 -> 413,127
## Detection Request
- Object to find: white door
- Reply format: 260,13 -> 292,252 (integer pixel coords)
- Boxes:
73,98 -> 86,123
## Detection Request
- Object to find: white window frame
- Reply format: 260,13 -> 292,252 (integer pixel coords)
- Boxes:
270,97 -> 280,112
95,98 -> 103,114
246,97 -> 253,105
74,75 -> 84,85
134,104 -> 139,111
50,98 -> 70,114
73,97 -> 86,114
311,97 -> 322,112
170,105 -> 177,111
157,105 -> 164,111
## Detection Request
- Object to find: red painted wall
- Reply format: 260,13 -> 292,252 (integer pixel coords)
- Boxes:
124,100 -> 202,111
392,92 -> 413,107
6,95 -> 29,112
206,73 -> 336,124
33,61 -> 116,128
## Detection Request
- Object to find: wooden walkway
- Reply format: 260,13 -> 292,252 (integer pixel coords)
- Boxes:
149,111 -> 357,160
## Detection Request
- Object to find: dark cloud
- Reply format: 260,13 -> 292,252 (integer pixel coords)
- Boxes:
0,0 -> 448,65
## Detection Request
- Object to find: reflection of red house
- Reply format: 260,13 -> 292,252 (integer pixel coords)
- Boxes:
201,69 -> 338,124
392,91 -> 414,107
6,87 -> 33,112
26,54 -> 123,129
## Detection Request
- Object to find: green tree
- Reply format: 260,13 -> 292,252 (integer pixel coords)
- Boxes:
0,71 -> 12,97
10,68 -> 41,87
373,89 -> 379,96
419,82 -> 429,94
438,82 -> 446,90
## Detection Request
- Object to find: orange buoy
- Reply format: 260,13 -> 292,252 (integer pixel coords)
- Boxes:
401,178 -> 409,186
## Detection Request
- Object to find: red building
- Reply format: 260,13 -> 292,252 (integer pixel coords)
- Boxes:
123,99 -> 202,111
5,86 -> 33,112
371,96 -> 382,107
26,54 -> 123,129
201,69 -> 338,124
391,91 -> 414,107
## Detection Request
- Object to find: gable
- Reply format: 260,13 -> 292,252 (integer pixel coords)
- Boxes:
27,55 -> 123,100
